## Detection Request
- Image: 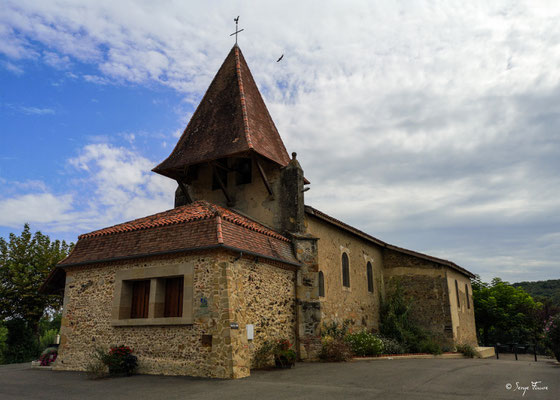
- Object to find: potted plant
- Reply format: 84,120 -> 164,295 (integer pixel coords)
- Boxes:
273,339 -> 296,369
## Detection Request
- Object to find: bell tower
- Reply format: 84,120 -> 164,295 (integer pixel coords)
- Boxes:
153,45 -> 307,235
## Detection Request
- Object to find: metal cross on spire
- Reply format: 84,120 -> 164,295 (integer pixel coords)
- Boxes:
230,16 -> 244,45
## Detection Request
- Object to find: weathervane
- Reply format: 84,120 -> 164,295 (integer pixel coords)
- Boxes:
230,16 -> 244,45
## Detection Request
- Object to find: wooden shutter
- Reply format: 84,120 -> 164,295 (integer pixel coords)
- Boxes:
164,277 -> 184,317
130,280 -> 150,318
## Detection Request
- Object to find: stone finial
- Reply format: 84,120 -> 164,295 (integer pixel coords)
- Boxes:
292,152 -> 297,160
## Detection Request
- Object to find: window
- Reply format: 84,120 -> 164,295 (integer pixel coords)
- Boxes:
342,252 -> 350,288
465,283 -> 470,309
366,262 -> 374,293
318,271 -> 325,297
212,159 -> 228,190
130,280 -> 150,318
164,277 -> 184,317
112,263 -> 193,326
235,158 -> 252,185
455,280 -> 460,308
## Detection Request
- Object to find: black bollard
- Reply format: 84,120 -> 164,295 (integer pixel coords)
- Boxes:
534,342 -> 537,362
496,343 -> 499,360
514,344 -> 518,361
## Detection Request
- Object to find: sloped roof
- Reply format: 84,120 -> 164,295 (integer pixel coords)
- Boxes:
56,201 -> 299,268
305,205 -> 475,278
153,45 -> 291,180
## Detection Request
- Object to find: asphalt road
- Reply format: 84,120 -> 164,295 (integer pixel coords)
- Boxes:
0,357 -> 558,400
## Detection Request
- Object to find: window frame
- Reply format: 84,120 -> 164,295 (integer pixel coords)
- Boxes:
342,252 -> 350,288
455,280 -> 461,309
111,263 -> 193,326
465,283 -> 470,309
366,261 -> 374,293
318,271 -> 325,297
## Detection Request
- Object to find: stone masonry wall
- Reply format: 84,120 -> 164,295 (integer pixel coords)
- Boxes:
383,249 -> 456,346
446,268 -> 478,345
228,258 -> 296,368
305,216 -> 384,333
55,251 -> 296,378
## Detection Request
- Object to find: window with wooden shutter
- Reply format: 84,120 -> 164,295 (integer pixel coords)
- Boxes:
164,276 -> 184,318
130,280 -> 150,318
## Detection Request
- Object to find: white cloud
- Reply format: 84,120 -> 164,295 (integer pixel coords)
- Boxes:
0,143 -> 175,235
1,0 -> 560,281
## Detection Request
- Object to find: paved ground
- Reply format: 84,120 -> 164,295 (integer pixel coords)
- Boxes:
0,357 -> 558,400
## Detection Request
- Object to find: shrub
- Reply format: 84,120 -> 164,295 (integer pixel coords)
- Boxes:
456,343 -> 477,358
1,319 -> 39,364
273,339 -> 296,368
39,347 -> 58,366
90,345 -> 138,377
419,339 -> 442,355
319,335 -> 353,362
545,314 -> 560,362
0,323 -> 7,364
378,336 -> 406,355
39,329 -> 58,351
253,340 -> 275,369
345,331 -> 384,356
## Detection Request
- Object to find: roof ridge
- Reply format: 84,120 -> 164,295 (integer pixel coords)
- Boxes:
234,46 -> 254,149
304,204 -> 474,277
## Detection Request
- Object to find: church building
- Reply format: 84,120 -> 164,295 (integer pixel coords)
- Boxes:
42,45 -> 477,379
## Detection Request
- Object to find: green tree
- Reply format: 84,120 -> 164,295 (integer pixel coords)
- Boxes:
472,276 -> 542,346
0,224 -> 72,335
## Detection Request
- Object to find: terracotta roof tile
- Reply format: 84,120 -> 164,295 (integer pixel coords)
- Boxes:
59,201 -> 298,268
153,45 -> 291,180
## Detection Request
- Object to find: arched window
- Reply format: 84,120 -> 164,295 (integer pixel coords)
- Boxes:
366,262 -> 374,293
319,271 -> 325,297
342,252 -> 350,288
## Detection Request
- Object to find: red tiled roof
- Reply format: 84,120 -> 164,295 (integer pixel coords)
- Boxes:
153,45 -> 291,180
305,205 -> 475,278
58,201 -> 298,268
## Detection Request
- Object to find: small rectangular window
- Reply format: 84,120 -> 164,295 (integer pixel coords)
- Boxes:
465,283 -> 470,309
130,280 -> 150,318
164,276 -> 184,317
212,159 -> 228,190
235,158 -> 252,185
455,280 -> 460,309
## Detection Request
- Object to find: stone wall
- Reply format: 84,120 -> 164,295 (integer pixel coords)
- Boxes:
383,248 -> 462,347
228,258 -> 296,368
55,251 -> 296,378
188,158 -> 285,232
446,268 -> 477,345
305,216 -> 384,332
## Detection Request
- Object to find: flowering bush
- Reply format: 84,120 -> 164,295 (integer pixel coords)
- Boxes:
319,335 -> 353,362
273,339 -> 296,368
345,331 -> 384,356
378,336 -> 406,355
106,345 -> 138,376
545,314 -> 560,362
39,347 -> 58,366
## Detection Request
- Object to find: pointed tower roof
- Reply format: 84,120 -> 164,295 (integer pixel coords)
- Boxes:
153,45 -> 291,180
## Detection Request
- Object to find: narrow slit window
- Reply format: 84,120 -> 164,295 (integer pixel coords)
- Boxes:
366,262 -> 374,293
130,280 -> 150,319
465,283 -> 470,309
342,252 -> 350,288
455,280 -> 460,308
164,276 -> 184,318
319,271 -> 325,297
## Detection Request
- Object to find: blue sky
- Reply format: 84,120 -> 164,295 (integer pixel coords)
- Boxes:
1,1 -> 559,283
